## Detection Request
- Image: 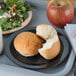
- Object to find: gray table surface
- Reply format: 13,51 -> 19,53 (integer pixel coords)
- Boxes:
1,0 -> 76,76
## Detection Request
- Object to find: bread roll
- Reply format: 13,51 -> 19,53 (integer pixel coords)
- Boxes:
14,32 -> 42,57
36,24 -> 57,40
38,36 -> 60,60
36,24 -> 61,60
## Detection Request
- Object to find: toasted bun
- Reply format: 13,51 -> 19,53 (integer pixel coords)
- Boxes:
14,32 -> 42,57
36,24 -> 61,60
36,24 -> 57,40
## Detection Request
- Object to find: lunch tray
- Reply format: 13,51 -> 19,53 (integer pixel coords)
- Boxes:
0,0 -> 76,76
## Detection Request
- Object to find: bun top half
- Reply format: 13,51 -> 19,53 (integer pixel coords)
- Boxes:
14,32 -> 42,57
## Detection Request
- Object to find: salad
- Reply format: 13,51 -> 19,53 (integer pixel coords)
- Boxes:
0,0 -> 32,31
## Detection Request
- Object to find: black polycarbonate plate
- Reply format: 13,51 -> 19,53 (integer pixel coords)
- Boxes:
4,27 -> 70,69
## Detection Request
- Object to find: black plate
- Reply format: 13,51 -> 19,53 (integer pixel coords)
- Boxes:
4,27 -> 70,69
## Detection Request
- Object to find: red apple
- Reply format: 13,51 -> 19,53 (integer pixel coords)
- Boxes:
47,0 -> 74,27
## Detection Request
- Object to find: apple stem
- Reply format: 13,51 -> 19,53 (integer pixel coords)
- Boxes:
56,4 -> 61,6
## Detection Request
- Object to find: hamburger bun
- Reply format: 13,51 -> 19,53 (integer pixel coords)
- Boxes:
38,36 -> 60,60
36,24 -> 61,60
36,24 -> 57,40
14,32 -> 42,57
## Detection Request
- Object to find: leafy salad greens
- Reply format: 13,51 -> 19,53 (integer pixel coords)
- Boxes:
0,0 -> 32,31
